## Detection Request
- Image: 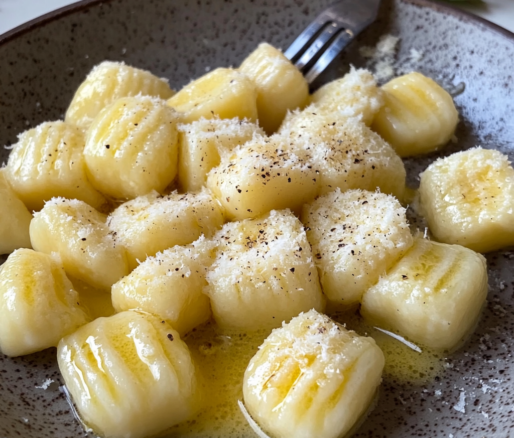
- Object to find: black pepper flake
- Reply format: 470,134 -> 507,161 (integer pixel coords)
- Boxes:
167,334 -> 174,341
105,145 -> 110,149
81,238 -> 86,241
290,268 -> 295,273
402,275 -> 408,279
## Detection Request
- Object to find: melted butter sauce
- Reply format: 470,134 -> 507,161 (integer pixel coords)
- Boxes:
331,310 -> 446,384
166,323 -> 271,437
162,310 -> 446,438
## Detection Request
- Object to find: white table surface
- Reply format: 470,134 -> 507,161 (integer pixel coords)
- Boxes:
0,0 -> 514,37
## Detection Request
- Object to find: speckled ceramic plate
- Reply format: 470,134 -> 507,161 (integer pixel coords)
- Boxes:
1,0 -> 514,437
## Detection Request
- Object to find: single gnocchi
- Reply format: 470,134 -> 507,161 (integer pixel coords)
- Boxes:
66,61 -> 174,130
5,121 -> 106,211
112,238 -> 214,336
207,134 -> 319,221
419,147 -> 514,252
302,189 -> 413,307
361,237 -> 488,351
243,309 -> 384,438
0,249 -> 90,357
84,96 -> 180,200
107,189 -> 224,269
30,198 -> 129,290
58,311 -> 201,438
167,68 -> 258,123
205,209 -> 325,330
372,72 -> 459,157
239,43 -> 309,134
309,67 -> 384,126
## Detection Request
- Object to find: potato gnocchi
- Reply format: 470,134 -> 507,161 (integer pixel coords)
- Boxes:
30,198 -> 129,290
0,249 -> 89,357
239,43 -> 309,134
84,96 -> 180,200
5,121 -> 106,211
167,68 -> 258,123
112,238 -> 214,336
207,134 -> 319,220
361,237 -> 488,351
243,310 -> 384,438
66,61 -> 174,130
58,311 -> 201,438
419,147 -> 514,252
205,209 -> 325,330
302,189 -> 413,307
107,188 -> 224,269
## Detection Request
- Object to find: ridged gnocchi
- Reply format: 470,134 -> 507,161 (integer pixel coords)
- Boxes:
205,209 -> 325,330
0,170 -> 32,254
66,61 -> 174,130
30,198 -> 129,290
178,117 -> 264,192
58,311 -> 201,438
280,110 -> 406,200
5,121 -> 106,211
207,134 -> 319,220
309,67 -> 384,126
419,147 -> 514,252
84,96 -> 180,200
107,189 -> 224,269
372,72 -> 459,157
302,189 -> 413,307
0,249 -> 89,357
167,68 -> 258,123
243,309 -> 384,438
361,237 -> 488,351
239,43 -> 309,134
112,238 -> 214,336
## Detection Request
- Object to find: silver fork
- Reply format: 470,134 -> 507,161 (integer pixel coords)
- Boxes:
284,0 -> 382,84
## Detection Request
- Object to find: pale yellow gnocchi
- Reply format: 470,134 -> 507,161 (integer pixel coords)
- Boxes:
167,68 -> 258,123
112,238 -> 214,336
107,188 -> 224,269
309,66 -> 384,126
205,209 -> 325,330
302,189 -> 413,307
280,109 -> 406,200
5,121 -> 106,211
84,96 -> 180,200
243,310 -> 384,438
30,198 -> 129,290
207,134 -> 319,220
58,311 -> 201,438
66,61 -> 174,130
0,249 -> 89,357
239,43 -> 309,134
372,72 -> 459,157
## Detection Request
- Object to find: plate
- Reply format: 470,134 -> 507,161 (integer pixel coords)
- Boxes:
1,0 -> 514,437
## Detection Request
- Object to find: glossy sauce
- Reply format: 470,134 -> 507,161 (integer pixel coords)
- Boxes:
164,310 -> 446,437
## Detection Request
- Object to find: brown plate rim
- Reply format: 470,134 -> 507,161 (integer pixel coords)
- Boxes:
0,0 -> 513,49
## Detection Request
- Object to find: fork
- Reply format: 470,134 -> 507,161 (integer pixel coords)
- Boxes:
284,0 -> 382,84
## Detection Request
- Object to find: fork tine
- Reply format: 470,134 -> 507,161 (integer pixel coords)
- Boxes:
294,22 -> 340,72
304,29 -> 354,85
283,20 -> 326,62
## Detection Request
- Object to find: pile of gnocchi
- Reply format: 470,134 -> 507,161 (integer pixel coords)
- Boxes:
1,41 -> 513,438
